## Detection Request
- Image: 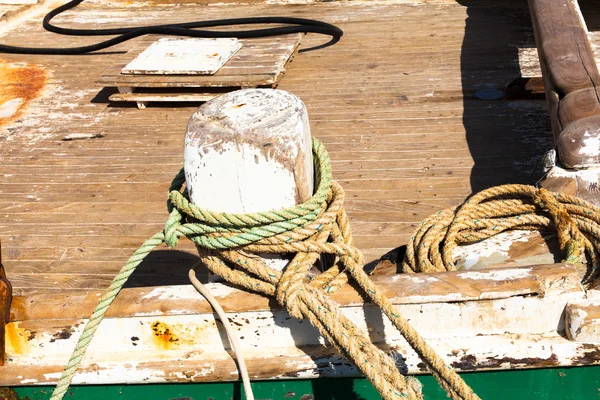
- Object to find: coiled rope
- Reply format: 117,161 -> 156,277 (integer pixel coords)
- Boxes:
50,138 -> 480,400
401,184 -> 600,287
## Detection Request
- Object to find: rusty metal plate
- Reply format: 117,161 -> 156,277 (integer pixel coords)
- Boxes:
121,38 -> 242,75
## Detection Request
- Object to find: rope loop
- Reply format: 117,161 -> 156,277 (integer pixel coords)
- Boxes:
403,184 -> 600,285
51,136 -> 600,400
163,209 -> 184,248
52,138 -> 482,400
157,138 -> 478,400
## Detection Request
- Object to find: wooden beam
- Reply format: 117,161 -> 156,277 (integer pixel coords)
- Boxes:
565,295 -> 600,342
528,0 -> 600,169
540,162 -> 600,206
9,264 -> 582,321
4,264 -> 595,387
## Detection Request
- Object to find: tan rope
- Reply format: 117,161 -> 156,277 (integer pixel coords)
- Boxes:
189,267 -> 255,400
52,146 -> 600,400
52,139 -> 478,400
195,180 -> 478,400
402,184 -> 599,287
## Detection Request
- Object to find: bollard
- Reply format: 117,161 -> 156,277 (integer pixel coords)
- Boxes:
184,89 -> 315,278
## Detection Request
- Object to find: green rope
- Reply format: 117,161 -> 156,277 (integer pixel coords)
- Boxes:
50,232 -> 165,399
49,138 -> 333,400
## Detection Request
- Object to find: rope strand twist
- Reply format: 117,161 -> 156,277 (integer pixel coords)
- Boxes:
50,138 -> 480,400
402,184 -> 600,286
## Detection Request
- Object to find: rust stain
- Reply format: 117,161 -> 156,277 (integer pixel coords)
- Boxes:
49,327 -> 73,343
573,343 -> 600,364
483,354 -> 560,368
151,321 -> 180,349
8,296 -> 27,322
451,354 -> 478,371
451,353 -> 560,371
4,322 -> 33,356
0,60 -> 47,126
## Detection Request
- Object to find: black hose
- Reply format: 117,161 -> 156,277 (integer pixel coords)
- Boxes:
0,0 -> 343,55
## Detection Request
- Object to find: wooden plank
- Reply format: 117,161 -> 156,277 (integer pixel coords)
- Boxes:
96,34 -> 302,88
9,264 -> 583,321
108,92 -> 218,103
0,264 -> 592,387
528,0 -> 600,169
540,162 -> 600,206
121,38 -> 242,75
0,0 -> 64,36
565,296 -> 600,342
0,239 -> 11,366
0,0 -> 554,295
2,333 -> 599,386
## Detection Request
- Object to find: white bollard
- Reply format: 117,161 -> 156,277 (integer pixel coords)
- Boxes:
184,89 -> 314,279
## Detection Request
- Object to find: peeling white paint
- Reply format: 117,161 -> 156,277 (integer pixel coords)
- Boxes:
205,283 -> 238,298
3,269 -> 592,386
42,372 -> 62,381
141,284 -> 238,301
184,141 -> 297,214
456,268 -> 532,281
6,293 -> 582,368
45,364 -> 168,385
1,84 -> 102,144
395,275 -> 438,284
587,290 -> 600,301
184,89 -> 313,274
170,366 -> 215,379
579,132 -> 600,157
546,164 -> 600,185
141,286 -> 203,301
133,310 -> 164,317
453,230 -> 533,270
567,308 -> 587,338
565,300 -> 600,342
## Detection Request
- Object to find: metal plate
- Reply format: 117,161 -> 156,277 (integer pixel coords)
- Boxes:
121,38 -> 242,75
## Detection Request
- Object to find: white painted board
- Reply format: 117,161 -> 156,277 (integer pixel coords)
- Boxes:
121,38 -> 242,75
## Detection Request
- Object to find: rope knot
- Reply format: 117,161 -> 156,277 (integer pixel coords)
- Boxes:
274,277 -> 305,320
52,138 -> 489,400
163,208 -> 183,248
533,188 -> 586,265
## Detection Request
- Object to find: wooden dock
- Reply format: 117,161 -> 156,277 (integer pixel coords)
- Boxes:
2,0 -> 600,394
0,0 -> 569,295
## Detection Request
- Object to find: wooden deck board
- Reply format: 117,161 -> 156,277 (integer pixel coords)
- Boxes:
0,1 -> 554,295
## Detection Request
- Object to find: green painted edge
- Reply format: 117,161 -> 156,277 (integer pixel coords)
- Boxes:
9,366 -> 600,400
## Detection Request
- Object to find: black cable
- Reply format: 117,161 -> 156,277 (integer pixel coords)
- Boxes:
0,0 -> 343,55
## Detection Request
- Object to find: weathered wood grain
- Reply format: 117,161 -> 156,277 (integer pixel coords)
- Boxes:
2,264 -> 592,386
540,163 -> 600,206
528,0 -> 600,169
0,0 -> 553,294
97,34 -> 303,89
565,297 -> 600,342
8,264 -> 582,321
